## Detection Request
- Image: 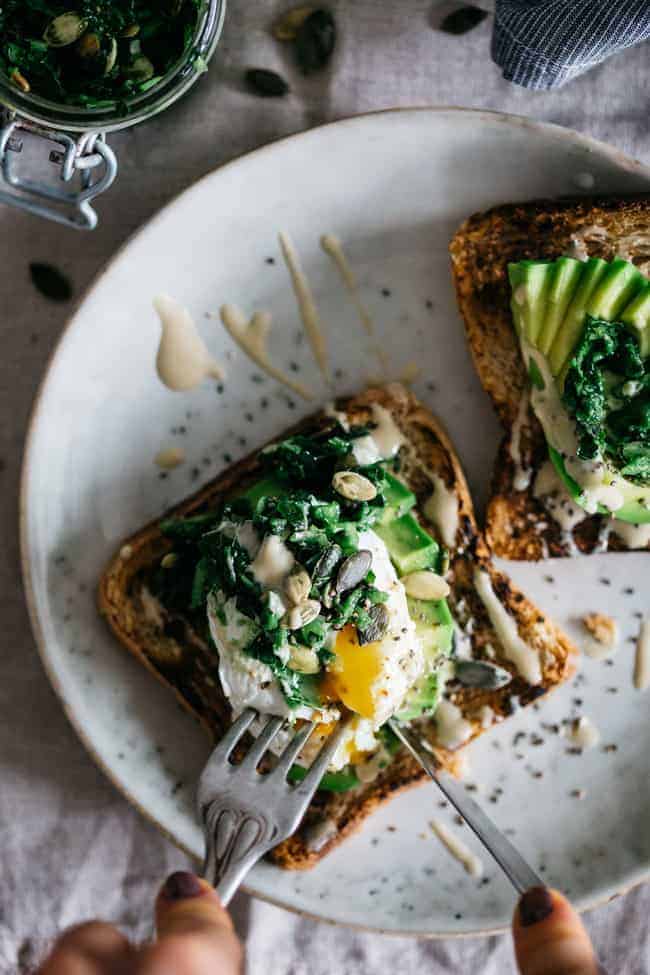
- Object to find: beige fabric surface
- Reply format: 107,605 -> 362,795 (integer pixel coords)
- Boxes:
0,2 -> 648,972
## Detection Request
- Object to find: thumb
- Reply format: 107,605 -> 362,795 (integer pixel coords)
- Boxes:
512,886 -> 603,975
139,871 -> 243,973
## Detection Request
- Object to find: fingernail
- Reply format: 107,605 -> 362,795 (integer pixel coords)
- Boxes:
161,871 -> 204,901
518,885 -> 554,927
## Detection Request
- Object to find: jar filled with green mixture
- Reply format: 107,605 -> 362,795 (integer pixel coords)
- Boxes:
0,0 -> 226,228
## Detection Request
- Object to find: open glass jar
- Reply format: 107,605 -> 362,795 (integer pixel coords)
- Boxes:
0,0 -> 226,229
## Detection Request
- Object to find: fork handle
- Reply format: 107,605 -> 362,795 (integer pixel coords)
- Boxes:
202,800 -> 276,905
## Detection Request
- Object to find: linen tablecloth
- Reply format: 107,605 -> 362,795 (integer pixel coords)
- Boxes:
1,2 -> 648,972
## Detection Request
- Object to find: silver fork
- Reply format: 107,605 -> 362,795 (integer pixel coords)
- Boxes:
197,708 -> 353,905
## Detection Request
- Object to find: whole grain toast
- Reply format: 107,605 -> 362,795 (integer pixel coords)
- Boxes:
449,195 -> 650,559
99,384 -> 576,868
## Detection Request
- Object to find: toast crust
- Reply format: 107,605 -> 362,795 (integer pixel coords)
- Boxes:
449,195 -> 650,558
99,384 -> 576,868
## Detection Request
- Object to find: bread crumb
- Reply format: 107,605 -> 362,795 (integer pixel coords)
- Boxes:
582,613 -> 617,646
581,613 -> 618,660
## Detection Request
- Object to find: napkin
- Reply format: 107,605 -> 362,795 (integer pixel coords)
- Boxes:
493,0 -> 650,89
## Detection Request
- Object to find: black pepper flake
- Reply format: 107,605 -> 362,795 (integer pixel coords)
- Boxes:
260,397 -> 269,409
543,575 -> 555,583
454,913 -> 463,920
602,743 -> 618,753
425,299 -> 433,309
223,452 -> 232,463
158,471 -> 168,480
287,399 -> 296,410
599,577 -> 611,586
334,367 -> 344,379
245,412 -> 254,423
381,288 -> 391,297
216,383 -> 224,394
265,257 -> 275,265
573,697 -> 583,707
172,780 -> 184,795
440,5 -> 488,35
29,262 -> 73,302
289,361 -> 300,372
606,687 -> 618,694
178,425 -> 187,434
191,467 -> 200,481
623,587 -> 634,595
251,374 -> 265,384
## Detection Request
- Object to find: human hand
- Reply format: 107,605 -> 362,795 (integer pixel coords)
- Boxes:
37,871 -> 243,974
513,886 -> 605,975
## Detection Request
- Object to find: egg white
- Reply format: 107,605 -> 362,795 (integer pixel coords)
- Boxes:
207,529 -> 424,770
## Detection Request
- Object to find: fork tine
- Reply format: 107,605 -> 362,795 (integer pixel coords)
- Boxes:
273,720 -> 317,778
240,715 -> 285,770
214,708 -> 257,762
295,715 -> 354,794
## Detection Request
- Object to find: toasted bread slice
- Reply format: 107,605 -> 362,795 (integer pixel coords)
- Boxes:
99,384 -> 576,868
449,195 -> 650,558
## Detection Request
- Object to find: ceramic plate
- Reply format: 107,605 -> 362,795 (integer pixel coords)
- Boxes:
21,109 -> 650,936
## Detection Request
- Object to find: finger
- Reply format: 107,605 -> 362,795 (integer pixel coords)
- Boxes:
38,921 -> 131,974
513,886 -> 602,975
135,871 -> 242,975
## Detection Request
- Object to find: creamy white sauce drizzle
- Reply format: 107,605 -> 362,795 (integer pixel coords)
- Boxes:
565,224 -> 608,261
154,294 -> 225,391
612,520 -> 650,548
352,403 -> 405,465
533,460 -> 584,555
434,699 -> 473,750
154,446 -> 185,470
219,304 -> 313,400
478,705 -> 495,730
423,473 -> 459,549
524,341 -> 630,515
429,820 -> 484,878
250,535 -> 295,588
565,716 -> 601,750
509,389 -> 532,491
634,618 -> 650,691
473,569 -> 542,685
279,232 -> 329,380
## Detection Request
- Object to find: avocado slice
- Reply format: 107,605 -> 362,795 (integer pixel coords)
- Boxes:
381,472 -> 416,520
396,671 -> 441,722
374,512 -> 439,575
586,258 -> 646,321
537,257 -> 584,356
620,282 -> 650,358
549,446 -> 650,525
548,257 -> 608,376
508,260 -> 555,344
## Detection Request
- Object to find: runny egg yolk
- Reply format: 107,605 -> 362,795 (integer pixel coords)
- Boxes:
321,624 -> 384,720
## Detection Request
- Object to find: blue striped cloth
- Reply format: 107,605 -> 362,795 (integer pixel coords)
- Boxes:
493,0 -> 650,90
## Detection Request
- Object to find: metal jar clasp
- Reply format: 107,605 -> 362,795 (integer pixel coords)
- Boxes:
0,114 -> 117,230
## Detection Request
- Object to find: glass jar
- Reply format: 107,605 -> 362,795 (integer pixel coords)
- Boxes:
0,0 -> 226,229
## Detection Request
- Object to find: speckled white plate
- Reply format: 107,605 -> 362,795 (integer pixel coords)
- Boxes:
21,109 -> 650,936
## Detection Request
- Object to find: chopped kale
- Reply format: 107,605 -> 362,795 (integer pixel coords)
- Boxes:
562,317 -> 649,485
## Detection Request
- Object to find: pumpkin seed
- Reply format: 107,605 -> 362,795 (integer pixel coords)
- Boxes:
332,470 -> 377,502
272,6 -> 315,41
402,570 -> 450,601
123,55 -> 155,83
294,8 -> 336,75
76,33 -> 118,77
244,68 -> 290,97
312,543 -> 342,585
285,567 -> 312,606
455,659 -> 512,690
9,68 -> 30,93
161,552 -> 178,569
335,550 -> 372,594
357,604 -> 390,645
440,5 -> 488,35
286,599 -> 321,630
29,263 -> 73,302
122,24 -> 140,38
44,12 -> 87,47
287,644 -> 320,674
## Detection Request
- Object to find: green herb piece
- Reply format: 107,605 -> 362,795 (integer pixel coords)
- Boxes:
528,356 -> 545,390
0,0 -> 201,107
287,763 -> 358,792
